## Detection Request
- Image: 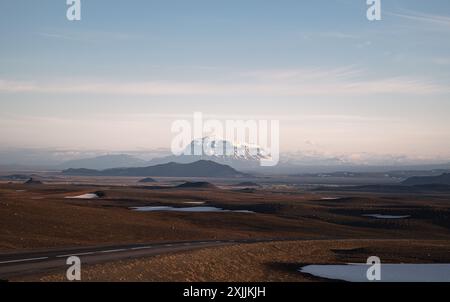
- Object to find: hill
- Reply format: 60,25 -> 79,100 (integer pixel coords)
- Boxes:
316,183 -> 450,193
176,182 -> 217,189
402,173 -> 450,186
59,154 -> 147,170
24,178 -> 43,185
62,160 -> 247,178
138,177 -> 157,183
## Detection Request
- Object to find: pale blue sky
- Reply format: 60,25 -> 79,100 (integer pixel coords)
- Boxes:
0,0 -> 450,160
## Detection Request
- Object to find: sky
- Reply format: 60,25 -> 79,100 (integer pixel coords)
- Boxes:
0,0 -> 450,162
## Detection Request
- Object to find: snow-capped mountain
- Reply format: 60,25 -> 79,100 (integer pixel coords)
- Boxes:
142,137 -> 274,171
184,137 -> 270,161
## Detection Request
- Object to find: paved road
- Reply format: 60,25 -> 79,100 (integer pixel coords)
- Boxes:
0,238 -> 279,280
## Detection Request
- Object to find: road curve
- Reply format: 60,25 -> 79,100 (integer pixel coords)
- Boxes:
0,238 -> 281,280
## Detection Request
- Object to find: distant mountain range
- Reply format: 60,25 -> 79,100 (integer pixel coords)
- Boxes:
54,137 -> 450,174
1,142 -> 449,175
317,183 -> 450,193
62,160 -> 247,178
58,154 -> 148,170
402,173 -> 450,186
315,173 -> 450,193
56,138 -> 271,172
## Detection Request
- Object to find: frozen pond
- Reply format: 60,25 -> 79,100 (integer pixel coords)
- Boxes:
363,214 -> 410,219
131,206 -> 254,213
65,193 -> 99,199
300,264 -> 450,282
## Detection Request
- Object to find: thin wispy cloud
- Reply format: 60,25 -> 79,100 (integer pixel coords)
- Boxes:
317,32 -> 360,40
38,32 -> 79,41
37,30 -> 143,42
388,10 -> 450,29
238,66 -> 363,82
0,73 -> 445,97
432,58 -> 450,66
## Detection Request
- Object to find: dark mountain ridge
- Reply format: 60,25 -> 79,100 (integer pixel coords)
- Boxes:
402,173 -> 450,186
62,160 -> 247,178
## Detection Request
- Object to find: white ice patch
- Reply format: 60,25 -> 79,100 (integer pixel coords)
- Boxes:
131,206 -> 254,213
300,264 -> 450,282
363,214 -> 410,219
65,193 -> 99,199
